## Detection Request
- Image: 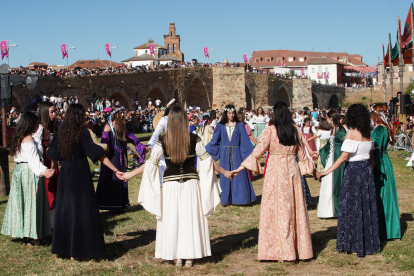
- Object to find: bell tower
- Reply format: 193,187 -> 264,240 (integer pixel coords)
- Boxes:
164,23 -> 184,61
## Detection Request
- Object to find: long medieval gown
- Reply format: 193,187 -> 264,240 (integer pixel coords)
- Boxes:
372,125 -> 401,240
318,129 -> 346,218
206,122 -> 256,205
241,125 -> 314,261
47,129 -> 107,258
96,131 -> 146,210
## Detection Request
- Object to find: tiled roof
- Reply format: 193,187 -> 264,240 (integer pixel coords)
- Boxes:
307,57 -> 348,65
134,39 -> 166,50
121,54 -> 155,62
28,62 -> 48,66
158,54 -> 181,61
250,50 -> 367,67
68,59 -> 122,69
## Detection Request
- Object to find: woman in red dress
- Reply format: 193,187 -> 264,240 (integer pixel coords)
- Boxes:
38,102 -> 59,228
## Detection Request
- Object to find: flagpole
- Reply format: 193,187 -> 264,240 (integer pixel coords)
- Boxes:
7,39 -> 9,67
389,34 -> 394,99
110,42 -> 112,69
383,50 -> 387,102
398,16 -> 404,92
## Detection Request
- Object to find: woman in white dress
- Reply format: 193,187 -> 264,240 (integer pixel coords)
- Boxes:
121,106 -> 234,267
250,107 -> 268,139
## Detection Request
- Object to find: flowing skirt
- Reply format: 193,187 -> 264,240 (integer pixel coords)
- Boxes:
253,123 -> 266,138
1,163 -> 51,239
336,160 -> 380,257
155,179 -> 211,260
317,138 -> 335,218
295,154 -> 311,206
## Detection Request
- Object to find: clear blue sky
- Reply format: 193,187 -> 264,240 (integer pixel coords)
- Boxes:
2,0 -> 412,67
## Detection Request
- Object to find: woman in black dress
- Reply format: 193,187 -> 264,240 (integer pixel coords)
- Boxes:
47,104 -> 123,260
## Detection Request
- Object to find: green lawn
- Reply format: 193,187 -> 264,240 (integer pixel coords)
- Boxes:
0,150 -> 413,275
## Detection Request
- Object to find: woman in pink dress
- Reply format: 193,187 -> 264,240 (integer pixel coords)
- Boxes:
233,101 -> 314,261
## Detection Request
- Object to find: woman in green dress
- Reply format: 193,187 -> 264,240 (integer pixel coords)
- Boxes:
371,104 -> 401,240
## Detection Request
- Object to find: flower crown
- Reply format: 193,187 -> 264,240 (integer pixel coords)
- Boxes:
224,107 -> 236,112
108,106 -> 125,137
166,99 -> 175,107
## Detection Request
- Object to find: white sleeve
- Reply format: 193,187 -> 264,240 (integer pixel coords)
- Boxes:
148,117 -> 165,149
137,142 -> 163,219
196,140 -> 221,217
341,139 -> 359,153
21,142 -> 48,177
32,124 -> 44,158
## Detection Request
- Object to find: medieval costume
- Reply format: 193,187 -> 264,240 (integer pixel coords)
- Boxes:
47,129 -> 108,259
206,122 -> 256,205
96,107 -> 146,211
241,125 -> 314,261
138,134 -> 221,260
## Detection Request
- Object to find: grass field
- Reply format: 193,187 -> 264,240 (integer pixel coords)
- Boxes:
0,148 -> 413,275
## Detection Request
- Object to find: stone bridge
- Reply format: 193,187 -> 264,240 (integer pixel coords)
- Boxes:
10,67 -> 344,112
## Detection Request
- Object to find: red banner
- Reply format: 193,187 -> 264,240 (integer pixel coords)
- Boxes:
401,4 -> 412,49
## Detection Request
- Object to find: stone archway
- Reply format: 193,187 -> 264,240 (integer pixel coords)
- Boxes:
312,93 -> 318,109
146,87 -> 167,107
275,86 -> 291,107
185,78 -> 210,110
328,95 -> 339,109
245,85 -> 254,110
109,92 -> 129,109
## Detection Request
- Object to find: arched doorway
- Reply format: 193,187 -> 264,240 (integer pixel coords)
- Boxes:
328,95 -> 339,109
245,85 -> 254,110
185,78 -> 210,110
312,93 -> 318,109
275,87 -> 290,107
109,93 -> 129,109
146,87 -> 167,107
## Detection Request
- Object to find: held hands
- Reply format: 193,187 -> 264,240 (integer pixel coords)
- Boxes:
119,171 -> 134,181
115,170 -> 125,180
223,170 -> 238,181
314,171 -> 326,181
310,151 -> 319,159
144,146 -> 151,154
44,169 -> 55,179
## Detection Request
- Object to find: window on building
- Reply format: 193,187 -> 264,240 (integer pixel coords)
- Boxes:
266,58 -> 271,63
299,57 -> 304,62
255,58 -> 260,63
173,44 -> 176,52
168,44 -> 170,52
325,67 -> 328,72
89,61 -> 95,64
145,50 -> 148,53
312,68 -> 315,73
318,66 -> 322,73
79,62 -> 84,64
288,57 -> 293,62
171,31 -> 173,37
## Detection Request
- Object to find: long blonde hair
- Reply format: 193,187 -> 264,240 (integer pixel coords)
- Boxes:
164,106 -> 190,164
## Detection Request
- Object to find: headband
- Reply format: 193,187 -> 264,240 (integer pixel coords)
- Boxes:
224,107 -> 236,112
371,106 -> 392,142
108,106 -> 125,137
167,99 -> 175,107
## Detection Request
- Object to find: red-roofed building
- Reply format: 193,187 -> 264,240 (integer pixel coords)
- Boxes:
250,50 -> 367,77
27,62 -> 48,69
68,59 -> 122,69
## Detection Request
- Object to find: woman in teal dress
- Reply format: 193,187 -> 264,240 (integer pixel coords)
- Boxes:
1,112 -> 54,246
371,105 -> 401,240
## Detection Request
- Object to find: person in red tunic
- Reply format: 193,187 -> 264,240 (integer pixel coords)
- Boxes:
38,102 -> 59,229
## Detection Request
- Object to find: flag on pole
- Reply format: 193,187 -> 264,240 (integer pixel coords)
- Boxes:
61,44 -> 68,59
204,47 -> 209,58
0,41 -> 8,60
149,44 -> 155,56
105,44 -> 111,57
401,4 -> 413,49
243,54 -> 248,63
301,67 -> 304,76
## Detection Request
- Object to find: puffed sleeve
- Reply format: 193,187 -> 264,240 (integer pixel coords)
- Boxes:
205,123 -> 222,161
196,140 -> 221,217
80,129 -> 105,163
245,124 -> 252,136
126,131 -> 146,163
238,122 -> 255,161
32,124 -> 44,158
241,126 -> 271,174
148,116 -> 166,149
22,142 -> 48,177
341,139 -> 358,153
137,141 -> 163,219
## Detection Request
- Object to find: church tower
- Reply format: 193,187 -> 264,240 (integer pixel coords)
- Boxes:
164,23 -> 184,61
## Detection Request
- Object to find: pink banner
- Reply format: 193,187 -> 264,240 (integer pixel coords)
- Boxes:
278,62 -> 284,66
323,72 -> 329,79
61,44 -> 68,59
243,54 -> 248,63
1,41 -> 7,60
149,44 -> 155,56
301,67 -> 304,76
204,47 -> 209,58
105,43 -> 111,57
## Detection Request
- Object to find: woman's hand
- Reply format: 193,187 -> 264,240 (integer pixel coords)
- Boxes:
115,171 -> 125,180
120,171 -> 134,181
144,145 -> 151,154
310,151 -> 319,159
44,169 -> 54,179
223,170 -> 237,180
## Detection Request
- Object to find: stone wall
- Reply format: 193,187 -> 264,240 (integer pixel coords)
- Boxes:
311,83 -> 345,109
212,67 -> 245,109
292,79 -> 313,108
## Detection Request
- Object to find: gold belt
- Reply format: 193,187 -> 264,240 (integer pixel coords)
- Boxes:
270,152 -> 295,155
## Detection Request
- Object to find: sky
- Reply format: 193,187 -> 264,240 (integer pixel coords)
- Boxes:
2,0 -> 413,67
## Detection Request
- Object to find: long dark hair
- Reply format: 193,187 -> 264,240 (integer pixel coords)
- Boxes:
58,104 -> 86,159
273,101 -> 299,146
346,103 -> 372,139
111,105 -> 126,140
9,112 -> 39,157
219,104 -> 240,125
327,110 -> 344,134
37,102 -> 56,144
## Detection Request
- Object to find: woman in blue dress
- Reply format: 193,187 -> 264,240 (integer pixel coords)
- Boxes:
206,104 -> 256,205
